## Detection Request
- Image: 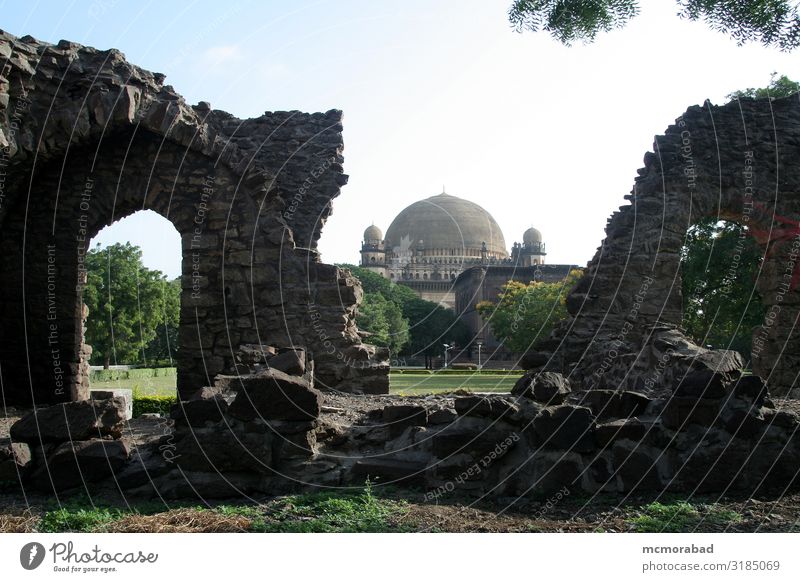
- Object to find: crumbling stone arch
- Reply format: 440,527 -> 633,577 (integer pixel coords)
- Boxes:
0,30 -> 388,405
533,95 -> 800,396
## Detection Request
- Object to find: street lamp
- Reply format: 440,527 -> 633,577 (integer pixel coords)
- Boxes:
475,340 -> 483,370
443,343 -> 453,368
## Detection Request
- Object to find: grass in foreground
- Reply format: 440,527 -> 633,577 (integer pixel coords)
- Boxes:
628,501 -> 743,533
12,484 -> 410,533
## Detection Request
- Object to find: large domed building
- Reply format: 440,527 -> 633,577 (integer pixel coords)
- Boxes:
360,191 -> 547,308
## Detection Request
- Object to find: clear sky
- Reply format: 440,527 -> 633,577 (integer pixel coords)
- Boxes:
3,0 -> 798,278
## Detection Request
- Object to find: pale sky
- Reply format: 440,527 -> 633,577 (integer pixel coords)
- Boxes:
4,0 -> 798,278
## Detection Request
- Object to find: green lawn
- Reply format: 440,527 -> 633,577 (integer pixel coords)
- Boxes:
91,371 -> 521,397
90,374 -> 177,397
389,373 -> 519,395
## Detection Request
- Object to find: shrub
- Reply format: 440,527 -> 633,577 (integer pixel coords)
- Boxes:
132,394 -> 176,417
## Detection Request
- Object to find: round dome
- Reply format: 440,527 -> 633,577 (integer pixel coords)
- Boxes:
384,193 -> 508,258
364,224 -> 383,241
523,227 -> 542,245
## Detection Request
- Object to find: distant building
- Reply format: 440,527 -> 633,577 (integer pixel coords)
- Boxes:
359,191 -> 576,362
360,191 -> 547,308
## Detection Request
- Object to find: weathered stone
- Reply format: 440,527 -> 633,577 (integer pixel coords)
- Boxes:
171,395 -> 228,427
577,390 -> 651,420
190,386 -> 224,401
0,442 -> 33,482
428,409 -> 457,424
532,405 -> 596,453
90,389 -> 133,420
0,31 -> 389,405
612,440 -> 666,492
732,375 -> 769,406
174,428 -> 273,474
267,348 -> 306,376
719,406 -> 769,439
454,396 -> 493,417
595,418 -> 647,447
527,450 -> 585,496
273,429 -> 317,462
661,397 -> 721,429
512,371 -> 571,404
525,96 -> 800,398
228,369 -> 322,421
31,438 -> 131,491
382,405 -> 427,437
10,398 -> 126,444
454,396 -> 517,420
675,370 -> 729,399
236,344 -> 275,367
431,425 -> 518,459
351,458 -> 427,484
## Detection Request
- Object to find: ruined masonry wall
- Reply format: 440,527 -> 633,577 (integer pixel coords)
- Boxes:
0,30 -> 388,404
536,95 -> 800,396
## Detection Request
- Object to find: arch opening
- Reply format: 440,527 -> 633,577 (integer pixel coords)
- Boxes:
84,211 -> 182,396
680,218 -> 766,365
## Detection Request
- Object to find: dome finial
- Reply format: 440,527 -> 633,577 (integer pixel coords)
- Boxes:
442,185 -> 446,194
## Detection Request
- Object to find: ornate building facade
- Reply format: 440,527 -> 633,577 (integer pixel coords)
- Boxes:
360,192 -> 547,308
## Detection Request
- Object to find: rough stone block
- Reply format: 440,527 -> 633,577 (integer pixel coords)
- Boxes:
174,428 -> 273,474
351,457 -> 427,485
267,348 -> 306,376
533,405 -> 596,453
661,397 -> 721,429
431,425 -> 518,460
578,390 -> 651,420
0,442 -> 33,482
31,438 -> 131,491
382,405 -> 427,437
228,369 -> 322,421
90,389 -> 133,420
428,409 -> 457,424
675,370 -> 729,399
171,395 -> 228,427
595,418 -> 647,447
10,398 -> 127,444
612,440 -> 667,492
512,371 -> 571,404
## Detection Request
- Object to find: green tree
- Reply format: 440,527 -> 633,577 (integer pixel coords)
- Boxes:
144,277 -> 181,365
402,296 -> 471,368
356,292 -> 410,355
476,270 -> 582,354
727,73 -> 800,100
83,243 -> 169,368
508,1 -> 800,50
680,219 -> 765,360
341,264 -> 470,367
340,265 -> 411,355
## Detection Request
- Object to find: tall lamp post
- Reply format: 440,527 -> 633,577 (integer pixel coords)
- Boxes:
443,343 -> 453,368
475,340 -> 483,370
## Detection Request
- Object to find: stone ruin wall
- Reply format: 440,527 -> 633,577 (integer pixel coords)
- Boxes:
531,94 -> 800,398
0,30 -> 388,405
2,32 -> 800,502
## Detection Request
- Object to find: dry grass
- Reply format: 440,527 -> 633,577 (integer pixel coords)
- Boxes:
100,508 -> 252,533
0,508 -> 38,533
